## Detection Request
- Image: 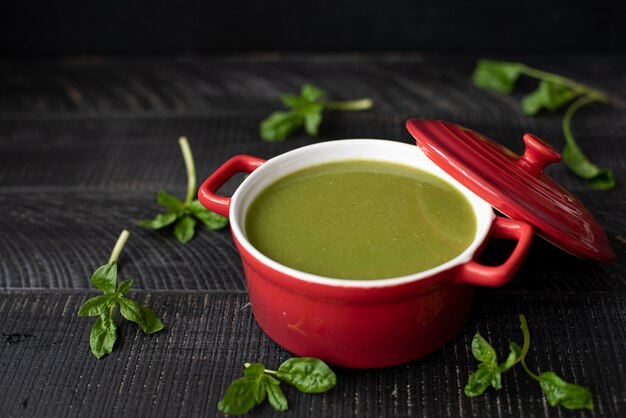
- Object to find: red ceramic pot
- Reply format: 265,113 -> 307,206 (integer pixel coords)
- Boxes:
199,139 -> 533,368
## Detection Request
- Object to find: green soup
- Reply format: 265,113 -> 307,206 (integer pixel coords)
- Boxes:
245,160 -> 477,280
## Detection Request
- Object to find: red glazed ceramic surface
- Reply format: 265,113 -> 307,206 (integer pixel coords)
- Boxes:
198,140 -> 533,368
406,119 -> 614,263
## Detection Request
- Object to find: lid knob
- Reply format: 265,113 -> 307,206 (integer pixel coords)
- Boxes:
517,133 -> 562,176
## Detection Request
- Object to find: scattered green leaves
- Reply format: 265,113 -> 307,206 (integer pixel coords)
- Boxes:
473,59 -> 614,189
140,136 -> 229,243
465,315 -> 593,410
78,230 -> 165,358
260,84 -> 374,142
218,357 -> 336,415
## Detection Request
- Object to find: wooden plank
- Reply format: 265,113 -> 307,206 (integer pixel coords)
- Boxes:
0,291 -> 624,417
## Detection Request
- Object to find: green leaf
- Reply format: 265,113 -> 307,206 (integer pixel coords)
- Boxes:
499,342 -> 522,372
90,310 -> 117,359
300,84 -> 326,102
244,363 -> 266,377
465,364 -> 497,396
188,200 -> 229,230
217,376 -> 259,415
521,80 -> 577,115
174,215 -> 197,243
260,111 -> 304,142
538,371 -> 594,410
253,377 -> 267,405
140,305 -> 165,334
471,332 -> 497,363
118,297 -> 147,330
78,295 -> 116,317
473,60 -> 526,93
303,106 -> 324,136
563,144 -> 615,190
265,378 -> 288,411
90,262 -> 118,295
157,191 -> 185,214
116,278 -> 133,295
277,357 -> 336,393
138,211 -> 179,230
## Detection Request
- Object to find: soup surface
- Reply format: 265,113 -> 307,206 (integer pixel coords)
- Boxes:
245,160 -> 477,280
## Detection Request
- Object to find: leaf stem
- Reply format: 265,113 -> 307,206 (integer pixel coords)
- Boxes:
518,314 -> 540,381
178,136 -> 196,206
321,98 -> 374,111
562,95 -> 600,151
244,362 -> 278,374
520,66 -> 609,103
108,229 -> 130,263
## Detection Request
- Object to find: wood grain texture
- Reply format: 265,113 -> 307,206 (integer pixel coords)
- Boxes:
0,54 -> 625,417
0,292 -> 624,418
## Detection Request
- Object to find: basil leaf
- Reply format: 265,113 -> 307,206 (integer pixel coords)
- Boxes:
90,310 -> 117,359
253,376 -> 267,405
277,357 -> 336,393
301,84 -> 326,102
118,297 -> 148,330
217,376 -> 259,415
538,371 -> 594,410
499,342 -> 522,372
188,200 -> 229,230
260,111 -> 304,142
78,295 -> 115,317
522,80 -> 577,115
157,191 -> 185,215
471,332 -> 497,364
303,106 -> 324,136
465,364 -> 497,396
174,215 -> 197,243
563,144 -> 615,190
473,60 -> 526,93
265,377 -> 288,411
90,262 -> 117,295
140,305 -> 165,334
138,211 -> 178,230
116,278 -> 133,295
244,363 -> 266,377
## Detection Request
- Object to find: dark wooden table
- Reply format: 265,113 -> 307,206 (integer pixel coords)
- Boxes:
1,54 -> 624,417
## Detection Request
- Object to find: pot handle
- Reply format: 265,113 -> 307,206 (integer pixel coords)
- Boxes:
197,155 -> 266,217
456,217 -> 533,287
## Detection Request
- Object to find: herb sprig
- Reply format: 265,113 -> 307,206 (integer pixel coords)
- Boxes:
78,230 -> 165,358
218,357 -> 336,415
260,84 -> 373,142
473,60 -> 614,189
465,314 -> 593,410
140,136 -> 228,243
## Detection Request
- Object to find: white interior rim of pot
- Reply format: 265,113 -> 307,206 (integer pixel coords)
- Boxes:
230,139 -> 495,289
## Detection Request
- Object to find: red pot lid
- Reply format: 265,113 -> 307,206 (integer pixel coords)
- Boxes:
406,119 -> 614,263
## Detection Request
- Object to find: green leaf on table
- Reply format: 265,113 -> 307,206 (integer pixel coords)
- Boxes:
260,111 -> 304,142
521,80 -> 577,115
140,306 -> 165,334
243,363 -> 266,377
116,278 -> 133,295
157,191 -> 185,214
90,310 -> 117,359
538,371 -> 593,410
174,215 -> 197,243
218,376 -> 260,415
473,60 -> 526,93
78,295 -> 115,317
90,262 -> 118,295
265,376 -> 288,411
499,342 -> 522,372
277,357 -> 337,393
472,60 -> 614,190
138,211 -> 178,230
119,297 -> 148,329
464,333 -> 521,396
260,83 -> 373,141
141,137 -> 229,241
189,200 -> 229,229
